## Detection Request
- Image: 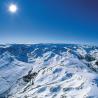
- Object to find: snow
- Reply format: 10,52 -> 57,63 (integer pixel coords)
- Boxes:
0,44 -> 98,98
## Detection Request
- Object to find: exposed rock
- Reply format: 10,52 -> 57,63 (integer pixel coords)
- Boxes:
23,72 -> 37,82
95,61 -> 98,65
85,54 -> 95,62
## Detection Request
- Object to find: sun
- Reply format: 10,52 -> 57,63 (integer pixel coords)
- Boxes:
8,4 -> 18,13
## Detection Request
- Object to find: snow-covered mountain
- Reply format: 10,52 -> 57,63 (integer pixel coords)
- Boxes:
0,44 -> 98,98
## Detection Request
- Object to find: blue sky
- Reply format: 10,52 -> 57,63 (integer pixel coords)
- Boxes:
0,0 -> 98,44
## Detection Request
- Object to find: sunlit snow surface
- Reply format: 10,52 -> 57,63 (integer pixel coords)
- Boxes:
0,44 -> 98,98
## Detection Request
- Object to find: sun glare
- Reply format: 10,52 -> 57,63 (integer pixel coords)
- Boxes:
8,4 -> 17,13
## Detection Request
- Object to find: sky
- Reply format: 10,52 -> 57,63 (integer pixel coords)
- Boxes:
0,0 -> 98,45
